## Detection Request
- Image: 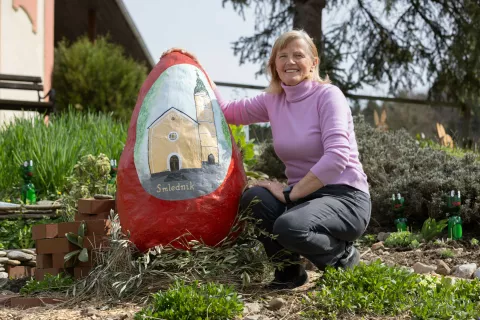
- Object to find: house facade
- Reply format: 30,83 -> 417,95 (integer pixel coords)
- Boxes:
0,0 -> 154,126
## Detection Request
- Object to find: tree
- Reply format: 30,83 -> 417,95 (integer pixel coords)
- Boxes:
222,0 -> 480,115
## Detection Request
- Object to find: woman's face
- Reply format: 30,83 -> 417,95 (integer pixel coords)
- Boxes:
274,38 -> 318,86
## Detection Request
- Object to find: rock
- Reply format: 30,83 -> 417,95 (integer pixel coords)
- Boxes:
473,268 -> 480,280
37,200 -> 54,206
0,290 -> 15,295
24,261 -> 36,267
0,267 -> 4,272
0,272 -> 8,279
412,262 -> 437,274
80,307 -> 97,317
436,260 -> 451,275
453,248 -> 464,255
377,249 -> 384,255
0,257 -> 8,263
20,249 -> 35,255
7,251 -> 33,262
94,194 -> 114,200
377,232 -> 391,242
5,260 -> 21,266
244,302 -> 262,314
0,251 -> 6,257
384,260 -> 396,267
452,263 -> 477,279
267,297 -> 286,311
372,242 -> 384,250
244,316 -> 270,320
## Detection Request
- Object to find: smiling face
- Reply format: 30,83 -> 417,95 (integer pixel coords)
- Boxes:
274,38 -> 319,86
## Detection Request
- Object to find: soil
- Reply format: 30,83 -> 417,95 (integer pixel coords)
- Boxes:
0,235 -> 478,320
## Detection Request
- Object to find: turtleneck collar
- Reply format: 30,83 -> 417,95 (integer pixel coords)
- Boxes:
281,80 -> 317,103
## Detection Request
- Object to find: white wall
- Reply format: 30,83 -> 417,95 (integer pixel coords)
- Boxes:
0,0 -> 45,126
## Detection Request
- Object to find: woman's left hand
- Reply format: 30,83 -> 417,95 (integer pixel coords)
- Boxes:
250,180 -> 286,203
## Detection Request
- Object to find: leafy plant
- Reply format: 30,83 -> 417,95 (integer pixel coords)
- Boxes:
440,249 -> 455,259
0,109 -> 126,200
356,234 -> 377,247
384,231 -> 421,248
302,260 -> 480,319
53,36 -> 147,120
134,281 -> 243,320
230,124 -> 256,167
470,238 -> 479,246
20,273 -> 74,295
421,218 -> 448,242
0,217 -> 61,249
64,221 -> 89,266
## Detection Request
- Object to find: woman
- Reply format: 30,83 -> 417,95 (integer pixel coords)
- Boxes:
164,30 -> 371,289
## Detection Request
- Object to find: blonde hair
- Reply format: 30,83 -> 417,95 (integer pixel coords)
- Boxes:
265,30 -> 330,94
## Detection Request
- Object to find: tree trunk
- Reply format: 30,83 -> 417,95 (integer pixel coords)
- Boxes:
292,0 -> 326,56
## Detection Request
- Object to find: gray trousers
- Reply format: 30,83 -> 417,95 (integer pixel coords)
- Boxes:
240,184 -> 371,269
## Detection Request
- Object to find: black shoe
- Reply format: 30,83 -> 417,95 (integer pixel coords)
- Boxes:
267,265 -> 308,290
335,245 -> 360,270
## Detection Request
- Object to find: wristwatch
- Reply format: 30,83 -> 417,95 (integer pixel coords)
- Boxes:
283,185 -> 293,205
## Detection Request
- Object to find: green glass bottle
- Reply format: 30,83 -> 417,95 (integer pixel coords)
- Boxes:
446,190 -> 462,240
21,160 -> 36,205
391,193 -> 407,231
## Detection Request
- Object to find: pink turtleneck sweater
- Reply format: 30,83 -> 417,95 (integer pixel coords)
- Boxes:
214,80 -> 369,195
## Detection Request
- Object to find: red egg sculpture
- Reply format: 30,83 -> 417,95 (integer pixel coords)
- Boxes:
116,52 -> 247,252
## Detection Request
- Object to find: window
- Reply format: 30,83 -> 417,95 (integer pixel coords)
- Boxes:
208,154 -> 215,164
170,155 -> 179,171
168,131 -> 178,141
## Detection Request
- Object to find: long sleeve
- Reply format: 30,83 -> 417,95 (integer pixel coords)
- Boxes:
214,88 -> 269,125
310,86 -> 351,185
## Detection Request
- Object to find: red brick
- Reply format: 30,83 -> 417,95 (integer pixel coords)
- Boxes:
74,266 -> 91,279
36,254 -> 53,269
10,297 -> 66,308
77,198 -> 115,214
52,252 -> 92,269
57,220 -> 111,237
36,236 -> 108,254
75,211 -> 110,221
32,224 -> 59,240
34,268 -> 72,281
6,266 -> 35,279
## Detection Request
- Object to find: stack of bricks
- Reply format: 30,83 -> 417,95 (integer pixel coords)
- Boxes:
32,198 -> 114,280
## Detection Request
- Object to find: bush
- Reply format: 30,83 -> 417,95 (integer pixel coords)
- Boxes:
302,260 -> 480,319
354,116 -> 480,226
53,36 -> 147,119
384,231 -> 421,248
134,281 -> 243,320
0,217 -> 61,249
251,141 -> 286,180
20,273 -> 73,295
0,109 -> 126,200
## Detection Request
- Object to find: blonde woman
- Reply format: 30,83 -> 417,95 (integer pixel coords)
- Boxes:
163,30 -> 371,289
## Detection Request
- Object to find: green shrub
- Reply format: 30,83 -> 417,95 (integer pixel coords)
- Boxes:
302,260 -> 480,319
421,218 -> 448,242
251,141 -> 286,180
0,109 -> 126,200
230,124 -> 256,167
354,116 -> 480,226
20,273 -> 73,295
53,36 -> 147,119
384,231 -> 421,248
440,249 -> 455,258
134,281 -> 243,320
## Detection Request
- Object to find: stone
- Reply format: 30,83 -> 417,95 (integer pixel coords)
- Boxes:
0,267 -> 4,272
24,261 -> 36,267
267,297 -> 286,311
0,251 -> 6,257
412,262 -> 436,274
7,251 -> 33,262
116,52 -> 247,251
5,260 -> 21,266
473,268 -> 480,280
0,272 -> 7,279
377,232 -> 390,242
436,260 -> 451,275
453,248 -> 464,255
371,242 -> 384,250
384,260 -> 396,267
93,194 -> 114,200
244,316 -> 270,320
244,302 -> 262,314
452,263 -> 477,279
80,307 -> 97,317
20,249 -> 35,255
0,257 -> 8,263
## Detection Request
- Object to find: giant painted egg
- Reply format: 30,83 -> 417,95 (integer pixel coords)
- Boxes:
116,52 -> 247,251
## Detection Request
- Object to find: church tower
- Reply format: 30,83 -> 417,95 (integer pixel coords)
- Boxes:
194,72 -> 219,164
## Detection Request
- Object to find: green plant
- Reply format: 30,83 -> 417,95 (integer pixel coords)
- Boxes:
60,153 -> 115,221
384,231 -> 421,248
0,217 -> 61,249
421,218 -> 448,242
64,221 -> 89,266
134,281 -> 243,320
20,273 -> 74,295
356,234 -> 377,247
470,238 -> 479,246
0,109 -> 126,200
251,141 -> 286,180
440,249 -> 455,258
53,36 -> 147,120
230,124 -> 256,167
302,260 -> 480,319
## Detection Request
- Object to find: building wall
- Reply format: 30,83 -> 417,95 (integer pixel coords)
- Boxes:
0,0 -> 54,126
